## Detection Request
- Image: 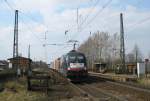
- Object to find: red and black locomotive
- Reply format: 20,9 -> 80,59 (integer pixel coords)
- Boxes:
52,50 -> 88,81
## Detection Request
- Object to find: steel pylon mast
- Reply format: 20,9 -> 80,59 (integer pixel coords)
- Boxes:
120,13 -> 126,72
13,10 -> 19,58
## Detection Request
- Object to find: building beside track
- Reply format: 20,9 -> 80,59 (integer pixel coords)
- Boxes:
8,56 -> 32,72
93,63 -> 107,73
50,58 -> 61,70
0,60 -> 8,71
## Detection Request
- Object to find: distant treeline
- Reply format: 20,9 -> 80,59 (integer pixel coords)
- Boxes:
78,31 -> 143,70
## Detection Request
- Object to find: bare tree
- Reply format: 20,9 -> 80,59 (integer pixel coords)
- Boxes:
148,52 -> 150,59
126,44 -> 143,63
126,53 -> 135,63
132,44 -> 143,62
78,31 -> 120,69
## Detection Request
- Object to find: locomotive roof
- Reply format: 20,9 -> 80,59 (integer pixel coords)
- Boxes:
67,50 -> 84,55
61,50 -> 85,58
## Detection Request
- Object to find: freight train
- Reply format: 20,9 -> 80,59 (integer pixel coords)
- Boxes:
51,50 -> 88,81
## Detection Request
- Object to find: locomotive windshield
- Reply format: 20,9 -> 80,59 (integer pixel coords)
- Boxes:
68,54 -> 85,63
77,55 -> 85,63
69,56 -> 76,63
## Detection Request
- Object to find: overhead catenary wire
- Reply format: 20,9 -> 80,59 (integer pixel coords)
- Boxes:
5,0 -> 150,62
47,44 -> 73,61
18,0 -> 74,33
4,0 -> 15,11
4,0 -> 45,60
5,0 -> 47,28
5,0 -> 48,45
67,0 -> 100,32
69,0 -> 113,41
19,16 -> 45,45
79,0 -> 100,29
78,0 -> 149,34
19,11 -> 51,32
4,0 -> 60,33
127,16 -> 150,32
80,0 -> 113,33
5,0 -> 72,56
16,0 -> 42,24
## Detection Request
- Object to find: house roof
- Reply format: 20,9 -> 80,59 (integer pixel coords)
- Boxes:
0,60 -> 8,66
0,62 -> 6,66
8,56 -> 32,61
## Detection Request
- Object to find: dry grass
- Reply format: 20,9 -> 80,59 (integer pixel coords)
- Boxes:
137,78 -> 150,87
0,78 -> 49,101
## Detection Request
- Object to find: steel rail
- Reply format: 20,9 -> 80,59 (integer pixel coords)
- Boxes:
89,73 -> 150,94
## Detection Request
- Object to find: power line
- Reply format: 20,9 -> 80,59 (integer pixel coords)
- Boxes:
80,0 -> 112,32
18,0 -> 73,33
44,43 -> 73,46
79,0 -> 100,29
127,16 -> 150,32
4,0 -> 71,55
4,0 -> 49,32
4,0 -> 15,11
19,16 -> 44,45
48,45 -> 72,61
132,16 -> 150,26
67,0 -> 100,32
49,46 -> 73,62
19,11 -> 49,30
4,0 -> 47,61
69,0 -> 112,41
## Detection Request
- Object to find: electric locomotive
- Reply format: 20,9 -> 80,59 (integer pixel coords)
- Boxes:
59,50 -> 88,81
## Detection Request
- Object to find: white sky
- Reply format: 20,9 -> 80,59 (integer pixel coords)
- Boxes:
0,0 -> 150,63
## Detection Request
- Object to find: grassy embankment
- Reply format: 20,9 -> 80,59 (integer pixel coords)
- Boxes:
0,69 -> 16,79
0,77 -> 49,101
137,78 -> 150,88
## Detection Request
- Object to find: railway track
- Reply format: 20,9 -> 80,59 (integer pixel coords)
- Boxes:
70,76 -> 128,101
72,83 -> 126,101
46,68 -> 121,100
89,73 -> 150,93
37,68 -> 150,101
72,74 -> 150,101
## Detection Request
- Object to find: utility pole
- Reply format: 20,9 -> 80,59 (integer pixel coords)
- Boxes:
13,10 -> 19,58
77,8 -> 79,32
28,44 -> 32,75
44,31 -> 48,63
120,13 -> 126,73
13,10 -> 19,70
135,47 -> 138,64
28,45 -> 30,59
88,31 -> 91,71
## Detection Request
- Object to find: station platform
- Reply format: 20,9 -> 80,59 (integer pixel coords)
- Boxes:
89,72 -> 137,82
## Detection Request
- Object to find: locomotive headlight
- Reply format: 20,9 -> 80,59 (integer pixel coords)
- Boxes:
70,63 -> 75,68
68,68 -> 71,70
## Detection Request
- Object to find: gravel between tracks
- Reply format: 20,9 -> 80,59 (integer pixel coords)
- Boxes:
36,68 -> 150,101
74,75 -> 150,101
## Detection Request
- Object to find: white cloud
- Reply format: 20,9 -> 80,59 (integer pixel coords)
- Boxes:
0,26 -> 13,59
0,0 -> 150,61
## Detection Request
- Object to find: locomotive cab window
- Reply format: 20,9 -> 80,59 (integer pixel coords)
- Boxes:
77,55 -> 85,63
69,56 -> 76,63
